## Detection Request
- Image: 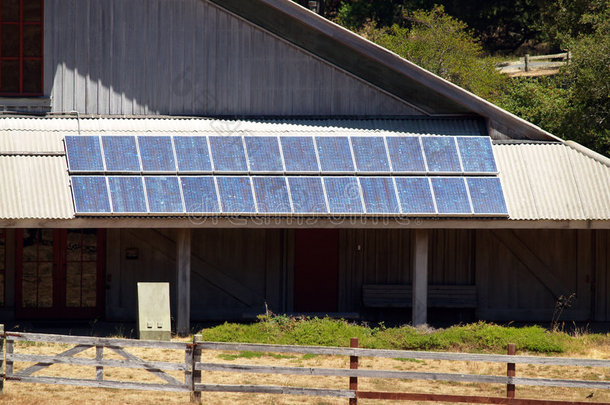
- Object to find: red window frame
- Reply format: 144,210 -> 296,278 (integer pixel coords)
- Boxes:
0,0 -> 44,96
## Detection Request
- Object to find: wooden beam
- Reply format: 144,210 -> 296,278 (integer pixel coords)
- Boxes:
176,229 -> 191,336
412,229 -> 429,326
491,230 -> 570,299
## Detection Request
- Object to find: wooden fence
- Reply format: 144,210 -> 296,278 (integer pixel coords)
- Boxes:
1,324 -> 610,404
497,52 -> 569,76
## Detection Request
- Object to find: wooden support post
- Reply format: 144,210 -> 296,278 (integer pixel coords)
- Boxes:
191,334 -> 202,403
412,229 -> 429,326
185,339 -> 194,395
524,54 -> 530,72
507,343 -> 516,398
95,346 -> 104,381
0,325 -> 4,394
349,337 -> 358,405
177,229 -> 192,336
5,338 -> 12,378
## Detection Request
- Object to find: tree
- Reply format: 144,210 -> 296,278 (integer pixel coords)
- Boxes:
361,6 -> 506,100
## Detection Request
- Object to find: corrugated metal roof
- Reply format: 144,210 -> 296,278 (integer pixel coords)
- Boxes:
494,143 -> 610,220
0,155 -> 73,219
1,116 -> 609,222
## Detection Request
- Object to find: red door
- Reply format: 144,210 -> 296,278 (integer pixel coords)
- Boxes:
293,229 -> 339,312
16,229 -> 105,319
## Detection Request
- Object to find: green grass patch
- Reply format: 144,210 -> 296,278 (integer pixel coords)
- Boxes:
217,350 -> 296,361
200,315 -> 610,355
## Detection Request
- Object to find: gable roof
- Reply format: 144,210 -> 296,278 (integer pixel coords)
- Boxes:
1,116 -> 608,226
208,0 -> 560,142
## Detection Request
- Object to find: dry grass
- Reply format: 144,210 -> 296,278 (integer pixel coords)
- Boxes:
2,338 -> 610,404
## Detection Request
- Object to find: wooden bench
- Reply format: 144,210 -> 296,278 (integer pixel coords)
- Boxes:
362,284 -> 477,308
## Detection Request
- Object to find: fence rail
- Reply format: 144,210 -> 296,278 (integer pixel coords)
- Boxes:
1,324 -> 609,404
497,52 -> 570,76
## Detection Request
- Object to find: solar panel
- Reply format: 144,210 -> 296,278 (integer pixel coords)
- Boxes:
144,177 -> 183,213
316,137 -> 355,172
430,177 -> 471,214
102,136 -> 141,172
351,137 -> 390,172
394,177 -> 435,214
65,136 -> 104,172
108,176 -> 147,213
421,137 -> 461,173
216,176 -> 256,213
280,137 -> 319,172
252,177 -> 292,213
173,137 -> 212,172
138,136 -> 176,172
467,177 -> 507,215
324,177 -> 363,213
457,137 -> 497,173
180,176 -> 220,213
245,137 -> 283,172
287,177 -> 328,213
386,137 -> 426,173
209,136 -> 248,172
71,176 -> 111,213
359,177 -> 399,213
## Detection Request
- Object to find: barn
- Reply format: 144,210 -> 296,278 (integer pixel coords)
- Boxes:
0,0 -> 609,334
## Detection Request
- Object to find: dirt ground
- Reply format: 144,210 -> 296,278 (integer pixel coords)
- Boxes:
2,338 -> 610,404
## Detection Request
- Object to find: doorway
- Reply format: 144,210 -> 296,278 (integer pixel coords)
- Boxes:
293,229 -> 339,312
15,229 -> 105,319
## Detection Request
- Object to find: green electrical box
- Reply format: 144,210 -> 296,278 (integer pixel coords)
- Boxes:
137,282 -> 172,341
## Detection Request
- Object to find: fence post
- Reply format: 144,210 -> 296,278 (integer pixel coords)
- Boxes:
349,337 -> 358,405
507,343 -> 516,399
524,54 -> 530,72
0,324 -> 4,394
185,338 -> 193,398
191,334 -> 202,403
95,346 -> 104,381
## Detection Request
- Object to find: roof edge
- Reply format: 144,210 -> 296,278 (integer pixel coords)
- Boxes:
565,140 -> 610,168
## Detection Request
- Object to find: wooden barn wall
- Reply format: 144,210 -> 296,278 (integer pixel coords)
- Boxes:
44,0 -> 420,116
476,229 -> 595,321
105,228 -> 285,321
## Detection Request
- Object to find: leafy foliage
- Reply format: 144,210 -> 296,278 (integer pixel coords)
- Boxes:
361,6 -> 506,100
200,315 -> 588,354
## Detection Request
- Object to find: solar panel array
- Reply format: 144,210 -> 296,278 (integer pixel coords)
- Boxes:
65,135 -> 508,217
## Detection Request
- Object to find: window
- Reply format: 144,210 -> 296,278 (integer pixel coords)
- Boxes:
0,0 -> 43,95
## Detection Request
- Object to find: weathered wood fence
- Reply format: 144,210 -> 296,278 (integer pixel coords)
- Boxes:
1,324 -> 610,404
497,52 -> 570,76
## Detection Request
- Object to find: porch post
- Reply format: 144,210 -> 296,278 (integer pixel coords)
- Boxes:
412,229 -> 429,326
176,228 -> 192,336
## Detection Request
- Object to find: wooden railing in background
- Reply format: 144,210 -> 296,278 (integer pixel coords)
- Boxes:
1,324 -> 610,404
497,52 -> 570,76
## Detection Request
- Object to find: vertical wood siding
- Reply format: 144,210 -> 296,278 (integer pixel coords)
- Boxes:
44,0 -> 421,116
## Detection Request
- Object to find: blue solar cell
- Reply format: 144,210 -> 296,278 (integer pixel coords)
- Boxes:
280,137 -> 319,172
430,177 -> 471,214
65,136 -> 104,172
351,137 -> 390,172
108,176 -> 147,213
180,177 -> 220,213
252,177 -> 291,213
386,137 -> 426,173
102,136 -> 141,172
209,136 -> 248,172
421,137 -> 461,173
216,176 -> 256,213
359,177 -> 399,213
144,177 -> 183,213
287,177 -> 328,213
138,136 -> 176,172
245,137 -> 283,172
467,177 -> 507,215
71,176 -> 111,213
394,177 -> 435,214
457,137 -> 497,173
324,177 -> 363,213
173,136 -> 212,172
316,137 -> 355,172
